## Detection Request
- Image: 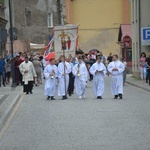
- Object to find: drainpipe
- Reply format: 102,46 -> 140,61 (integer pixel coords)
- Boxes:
139,0 -> 141,56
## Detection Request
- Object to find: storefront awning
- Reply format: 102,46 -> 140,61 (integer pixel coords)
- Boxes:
118,24 -> 132,42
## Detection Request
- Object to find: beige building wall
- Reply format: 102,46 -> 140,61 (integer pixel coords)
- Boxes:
65,0 -> 131,57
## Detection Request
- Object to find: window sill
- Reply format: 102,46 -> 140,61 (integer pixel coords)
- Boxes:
48,26 -> 54,29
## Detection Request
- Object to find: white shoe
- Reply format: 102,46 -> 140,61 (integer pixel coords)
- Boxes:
79,96 -> 82,99
82,93 -> 85,98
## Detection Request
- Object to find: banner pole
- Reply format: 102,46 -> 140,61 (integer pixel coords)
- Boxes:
63,49 -> 67,96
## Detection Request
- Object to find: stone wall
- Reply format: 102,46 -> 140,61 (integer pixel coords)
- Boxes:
13,0 -> 59,45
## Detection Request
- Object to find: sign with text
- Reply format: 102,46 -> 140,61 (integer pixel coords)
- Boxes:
141,27 -> 150,45
54,24 -> 78,59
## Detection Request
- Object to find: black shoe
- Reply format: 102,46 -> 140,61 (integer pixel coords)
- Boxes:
97,96 -> 102,99
51,97 -> 55,100
62,96 -> 67,100
119,94 -> 123,99
3,83 -> 5,87
69,93 -> 71,96
26,92 -> 29,94
47,96 -> 50,100
30,91 -> 33,94
114,95 -> 118,99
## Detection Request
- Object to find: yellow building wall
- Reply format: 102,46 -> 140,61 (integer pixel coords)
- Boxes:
72,0 -> 123,56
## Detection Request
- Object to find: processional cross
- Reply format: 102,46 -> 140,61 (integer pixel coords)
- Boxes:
58,30 -> 69,96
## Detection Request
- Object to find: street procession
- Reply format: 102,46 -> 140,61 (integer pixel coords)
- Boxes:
1,0 -> 150,150
12,25 -> 125,100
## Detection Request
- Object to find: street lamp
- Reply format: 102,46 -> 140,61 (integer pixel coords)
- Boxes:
8,0 -> 16,87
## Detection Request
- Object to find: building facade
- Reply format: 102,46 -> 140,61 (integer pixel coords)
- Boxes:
0,1 -> 7,56
5,0 -> 60,53
131,0 -> 150,77
65,0 -> 131,57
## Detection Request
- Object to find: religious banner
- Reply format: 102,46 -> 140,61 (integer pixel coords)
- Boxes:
53,24 -> 78,59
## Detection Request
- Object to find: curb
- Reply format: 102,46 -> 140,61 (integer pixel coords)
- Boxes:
126,81 -> 150,92
0,95 -> 20,131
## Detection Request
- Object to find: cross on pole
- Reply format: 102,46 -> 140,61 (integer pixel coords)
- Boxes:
58,30 -> 69,96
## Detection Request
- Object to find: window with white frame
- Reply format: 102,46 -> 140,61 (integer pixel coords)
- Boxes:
47,13 -> 53,28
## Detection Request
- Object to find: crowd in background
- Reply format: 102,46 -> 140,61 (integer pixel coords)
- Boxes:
0,50 -> 128,88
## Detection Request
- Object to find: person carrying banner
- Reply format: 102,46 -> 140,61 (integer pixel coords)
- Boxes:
90,56 -> 106,99
58,55 -> 71,100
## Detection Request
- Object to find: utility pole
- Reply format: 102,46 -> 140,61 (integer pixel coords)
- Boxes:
24,7 -> 30,52
138,0 -> 141,56
8,0 -> 16,87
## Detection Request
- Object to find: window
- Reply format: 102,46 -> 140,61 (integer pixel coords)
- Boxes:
47,13 -> 53,28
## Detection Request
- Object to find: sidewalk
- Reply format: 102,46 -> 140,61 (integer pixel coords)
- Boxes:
0,83 -> 22,131
126,74 -> 150,92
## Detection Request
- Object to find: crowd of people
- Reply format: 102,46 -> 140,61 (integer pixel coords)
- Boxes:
0,51 -> 129,100
43,53 -> 126,100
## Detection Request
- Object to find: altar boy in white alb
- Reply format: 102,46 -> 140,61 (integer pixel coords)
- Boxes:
107,54 -> 125,99
58,55 -> 71,100
44,58 -> 58,100
90,56 -> 106,99
73,57 -> 88,99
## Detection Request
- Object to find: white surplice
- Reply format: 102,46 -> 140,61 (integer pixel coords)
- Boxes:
107,60 -> 124,95
90,62 -> 106,97
19,61 -> 37,85
44,64 -> 58,97
58,61 -> 71,96
73,62 -> 88,96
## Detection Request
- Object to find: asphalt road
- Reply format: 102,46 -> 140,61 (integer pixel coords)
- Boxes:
0,77 -> 150,150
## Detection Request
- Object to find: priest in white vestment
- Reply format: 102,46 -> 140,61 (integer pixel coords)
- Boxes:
90,56 -> 106,99
44,58 -> 58,100
73,57 -> 88,99
19,56 -> 37,94
107,54 -> 125,99
58,56 -> 71,100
